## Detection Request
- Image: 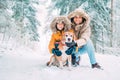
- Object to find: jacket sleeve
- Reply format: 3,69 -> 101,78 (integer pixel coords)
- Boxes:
76,26 -> 91,47
48,33 -> 55,54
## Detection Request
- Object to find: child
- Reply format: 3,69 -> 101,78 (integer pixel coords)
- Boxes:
47,16 -> 73,68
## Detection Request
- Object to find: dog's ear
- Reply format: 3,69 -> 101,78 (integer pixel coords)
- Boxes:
61,33 -> 66,45
62,33 -> 66,41
73,33 -> 77,41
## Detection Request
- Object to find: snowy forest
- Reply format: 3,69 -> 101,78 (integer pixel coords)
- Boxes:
0,0 -> 120,80
0,0 -> 120,55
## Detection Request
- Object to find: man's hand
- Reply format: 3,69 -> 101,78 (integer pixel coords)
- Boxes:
76,39 -> 86,48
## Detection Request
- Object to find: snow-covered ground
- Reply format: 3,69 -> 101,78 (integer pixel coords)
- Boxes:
0,44 -> 120,80
0,1 -> 120,80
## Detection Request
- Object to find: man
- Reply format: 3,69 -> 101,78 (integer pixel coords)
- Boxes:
67,9 -> 101,69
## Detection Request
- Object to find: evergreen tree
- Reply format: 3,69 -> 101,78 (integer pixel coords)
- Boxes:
0,0 -> 40,48
12,0 -> 40,42
0,0 -> 14,41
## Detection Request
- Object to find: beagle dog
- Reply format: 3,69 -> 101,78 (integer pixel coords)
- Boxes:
47,31 -> 78,69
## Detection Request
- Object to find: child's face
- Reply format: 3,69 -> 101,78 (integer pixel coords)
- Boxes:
73,15 -> 83,25
57,23 -> 64,30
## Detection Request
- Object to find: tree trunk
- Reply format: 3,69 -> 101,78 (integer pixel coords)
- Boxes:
110,0 -> 113,47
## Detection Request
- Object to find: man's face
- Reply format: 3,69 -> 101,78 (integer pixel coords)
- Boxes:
73,15 -> 83,25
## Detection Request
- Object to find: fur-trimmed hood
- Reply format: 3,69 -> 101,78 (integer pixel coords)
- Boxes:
50,16 -> 71,32
68,9 -> 90,27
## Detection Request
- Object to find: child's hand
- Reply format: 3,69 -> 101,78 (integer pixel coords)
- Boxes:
52,48 -> 62,56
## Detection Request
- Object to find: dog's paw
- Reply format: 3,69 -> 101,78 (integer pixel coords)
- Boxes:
67,66 -> 72,71
59,65 -> 63,69
59,67 -> 63,69
46,61 -> 52,67
67,68 -> 72,71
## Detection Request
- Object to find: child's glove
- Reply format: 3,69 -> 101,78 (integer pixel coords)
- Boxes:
52,48 -> 62,56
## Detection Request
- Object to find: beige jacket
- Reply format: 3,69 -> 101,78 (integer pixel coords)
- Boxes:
68,9 -> 91,47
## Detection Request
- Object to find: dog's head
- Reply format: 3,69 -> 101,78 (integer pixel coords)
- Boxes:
62,31 -> 76,44
64,32 -> 73,43
59,31 -> 77,50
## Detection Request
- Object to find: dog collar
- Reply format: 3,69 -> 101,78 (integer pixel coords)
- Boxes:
65,42 -> 76,47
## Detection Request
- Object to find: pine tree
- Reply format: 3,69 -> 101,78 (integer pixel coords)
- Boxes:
0,0 -> 40,49
12,0 -> 40,42
0,0 -> 14,41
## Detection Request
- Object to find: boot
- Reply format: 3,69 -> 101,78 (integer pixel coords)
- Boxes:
72,55 -> 80,67
92,63 -> 101,69
76,56 -> 80,65
72,54 -> 76,65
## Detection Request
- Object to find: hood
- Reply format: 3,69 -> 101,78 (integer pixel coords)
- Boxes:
50,16 -> 71,32
68,9 -> 90,27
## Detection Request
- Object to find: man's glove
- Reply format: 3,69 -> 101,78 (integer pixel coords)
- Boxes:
65,46 -> 75,55
52,48 -> 62,56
